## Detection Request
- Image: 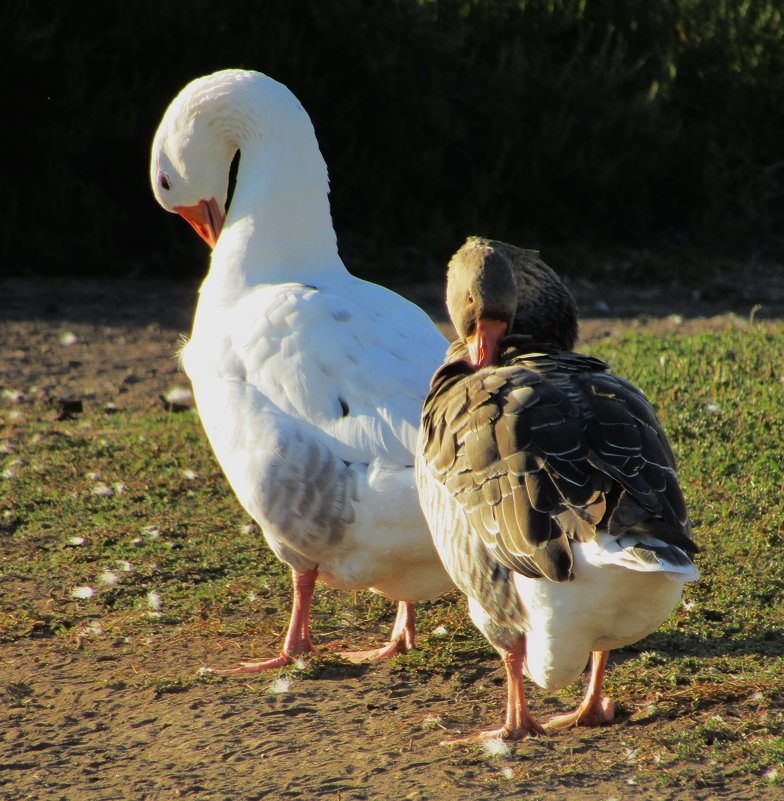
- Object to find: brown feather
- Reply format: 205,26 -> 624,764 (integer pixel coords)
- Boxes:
419,236 -> 697,609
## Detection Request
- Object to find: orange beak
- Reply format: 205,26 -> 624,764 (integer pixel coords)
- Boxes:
466,318 -> 508,369
173,198 -> 225,249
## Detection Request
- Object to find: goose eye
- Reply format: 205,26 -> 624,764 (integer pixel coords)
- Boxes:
467,292 -> 474,304
159,174 -> 171,191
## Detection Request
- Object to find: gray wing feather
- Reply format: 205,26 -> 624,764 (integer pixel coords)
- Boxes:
420,348 -> 695,586
259,428 -> 358,557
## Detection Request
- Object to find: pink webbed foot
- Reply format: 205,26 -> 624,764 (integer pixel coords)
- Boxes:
440,635 -> 547,745
543,650 -> 616,732
208,567 -> 317,676
338,639 -> 409,663
209,650 -> 306,675
339,600 -> 415,663
543,695 -> 615,732
440,718 -> 547,746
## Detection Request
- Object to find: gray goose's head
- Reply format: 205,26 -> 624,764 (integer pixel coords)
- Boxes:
446,237 -> 579,367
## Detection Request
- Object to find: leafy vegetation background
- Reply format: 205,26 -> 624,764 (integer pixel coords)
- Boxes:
7,0 -> 784,282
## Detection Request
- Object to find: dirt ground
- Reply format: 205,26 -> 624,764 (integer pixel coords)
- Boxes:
1,275 -> 782,801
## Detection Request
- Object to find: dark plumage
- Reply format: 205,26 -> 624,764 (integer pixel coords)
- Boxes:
416,237 -> 699,743
446,237 -> 578,356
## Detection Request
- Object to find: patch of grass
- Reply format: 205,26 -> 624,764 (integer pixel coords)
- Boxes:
580,319 -> 784,789
2,319 -> 783,792
0,406 -> 288,646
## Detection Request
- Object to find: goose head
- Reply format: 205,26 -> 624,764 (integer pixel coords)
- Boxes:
447,242 -> 516,368
150,72 -> 246,248
446,237 -> 579,367
150,69 -> 334,266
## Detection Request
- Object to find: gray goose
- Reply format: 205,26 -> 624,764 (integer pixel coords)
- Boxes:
416,237 -> 699,742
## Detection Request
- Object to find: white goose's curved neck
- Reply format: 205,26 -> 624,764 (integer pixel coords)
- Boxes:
201,81 -> 348,304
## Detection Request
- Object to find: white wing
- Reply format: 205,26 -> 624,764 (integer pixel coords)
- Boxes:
182,273 -> 450,594
219,276 -> 447,463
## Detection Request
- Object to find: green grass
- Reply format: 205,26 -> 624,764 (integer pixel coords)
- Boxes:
1,319 -> 783,789
582,319 -> 784,787
0,405 -> 461,650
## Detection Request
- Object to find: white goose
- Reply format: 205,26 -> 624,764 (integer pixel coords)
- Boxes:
150,69 -> 454,672
416,237 -> 699,741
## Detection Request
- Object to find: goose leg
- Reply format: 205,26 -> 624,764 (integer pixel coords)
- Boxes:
543,650 -> 615,731
442,636 -> 547,744
339,601 -> 416,662
212,567 -> 318,674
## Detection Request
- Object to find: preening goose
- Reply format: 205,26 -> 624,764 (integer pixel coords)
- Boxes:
416,237 -> 699,741
150,69 -> 454,672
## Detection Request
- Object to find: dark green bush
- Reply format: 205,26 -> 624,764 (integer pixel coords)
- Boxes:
6,0 -> 784,283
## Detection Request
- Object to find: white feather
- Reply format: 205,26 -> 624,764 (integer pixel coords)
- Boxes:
151,70 -> 454,626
